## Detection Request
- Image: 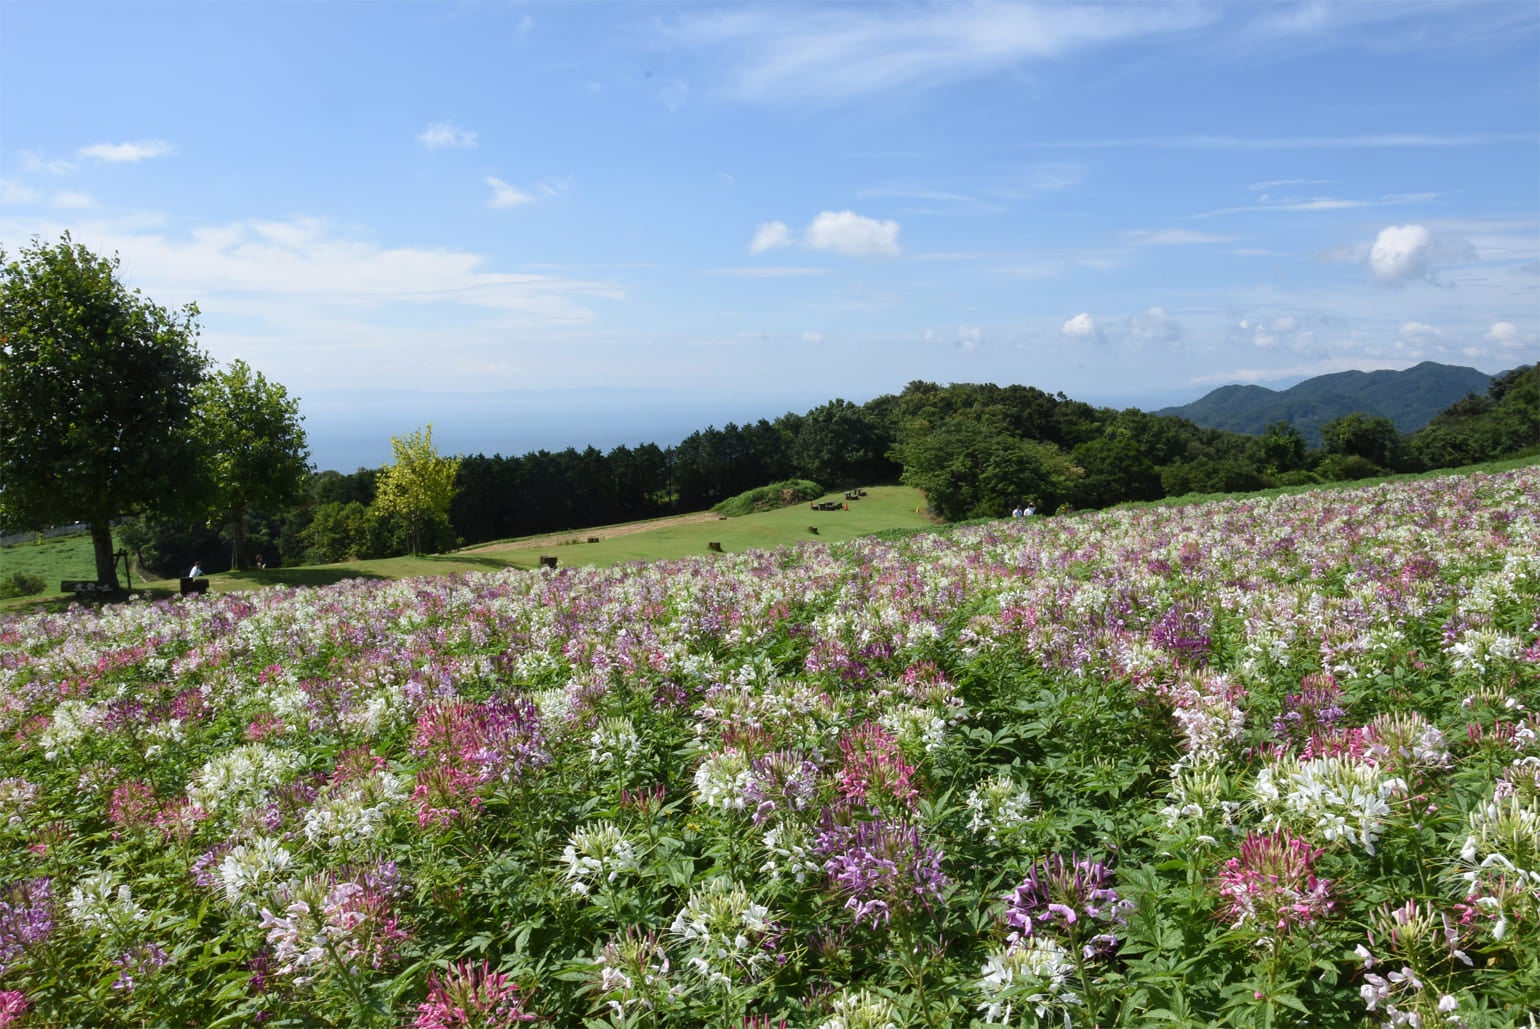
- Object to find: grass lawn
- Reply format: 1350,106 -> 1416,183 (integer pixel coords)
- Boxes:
0,487 -> 934,612
0,531 -> 123,592
465,484 -> 934,569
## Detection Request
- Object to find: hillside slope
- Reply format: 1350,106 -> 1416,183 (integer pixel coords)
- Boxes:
1159,360 -> 1493,443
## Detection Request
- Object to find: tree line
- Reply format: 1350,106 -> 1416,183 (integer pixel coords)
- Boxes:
166,367 -> 1532,574
6,235 -> 1535,581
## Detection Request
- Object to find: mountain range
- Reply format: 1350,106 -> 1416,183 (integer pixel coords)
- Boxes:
1156,361 -> 1495,444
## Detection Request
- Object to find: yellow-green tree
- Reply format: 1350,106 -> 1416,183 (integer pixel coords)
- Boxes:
374,425 -> 460,556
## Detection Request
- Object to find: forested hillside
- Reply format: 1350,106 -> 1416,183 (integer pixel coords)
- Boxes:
1157,361 -> 1493,442
105,367 -> 1539,577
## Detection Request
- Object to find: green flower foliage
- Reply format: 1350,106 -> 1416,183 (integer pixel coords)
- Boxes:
0,469 -> 1536,1026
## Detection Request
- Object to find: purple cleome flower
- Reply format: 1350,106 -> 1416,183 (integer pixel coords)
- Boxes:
0,878 -> 52,978
1005,855 -> 1132,959
814,808 -> 949,930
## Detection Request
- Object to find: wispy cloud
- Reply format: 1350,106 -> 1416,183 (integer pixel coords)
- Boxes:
22,151 -> 74,175
1200,192 -> 1438,218
418,122 -> 478,148
924,324 -> 983,350
1038,133 -> 1533,150
79,139 -> 173,163
0,213 -> 630,394
857,183 -> 1003,216
858,162 -> 1082,216
486,177 -> 533,209
708,266 -> 829,278
2,215 -> 623,315
1127,228 -> 1233,245
1127,306 -> 1183,347
671,3 -> 1208,105
1248,178 -> 1331,191
0,179 -> 41,205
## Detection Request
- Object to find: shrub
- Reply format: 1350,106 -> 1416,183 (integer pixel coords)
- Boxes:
1319,453 -> 1384,481
0,571 -> 47,598
712,479 -> 824,517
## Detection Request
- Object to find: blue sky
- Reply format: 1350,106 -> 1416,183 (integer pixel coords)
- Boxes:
2,1 -> 1537,471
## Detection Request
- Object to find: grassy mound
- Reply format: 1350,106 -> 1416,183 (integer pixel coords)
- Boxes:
711,478 -> 825,517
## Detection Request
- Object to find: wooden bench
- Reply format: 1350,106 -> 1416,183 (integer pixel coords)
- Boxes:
539,555 -> 558,569
179,577 -> 209,595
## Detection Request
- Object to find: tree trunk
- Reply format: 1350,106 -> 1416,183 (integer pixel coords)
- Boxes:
232,507 -> 248,571
90,520 -> 119,589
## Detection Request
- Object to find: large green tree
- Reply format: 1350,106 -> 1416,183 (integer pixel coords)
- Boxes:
374,425 -> 461,556
1320,412 -> 1407,472
0,235 -> 207,587
194,359 -> 311,570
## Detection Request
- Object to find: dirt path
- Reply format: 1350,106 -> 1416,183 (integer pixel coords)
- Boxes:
457,511 -> 723,554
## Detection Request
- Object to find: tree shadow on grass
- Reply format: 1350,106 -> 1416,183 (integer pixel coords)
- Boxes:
419,554 -> 527,570
229,567 -> 387,588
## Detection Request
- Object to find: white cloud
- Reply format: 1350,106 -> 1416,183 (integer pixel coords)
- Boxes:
1127,228 -> 1233,246
924,324 -> 982,350
1398,321 -> 1442,343
0,214 -> 629,398
6,215 -> 622,316
1062,312 -> 1103,343
805,211 -> 900,257
486,177 -> 533,209
79,140 -> 173,163
417,122 -> 478,148
802,330 -> 825,344
750,211 -> 902,257
1485,321 -> 1532,351
1369,224 -> 1432,284
0,179 -> 41,205
1238,315 -> 1303,350
749,221 -> 792,254
1128,306 -> 1182,346
52,191 -> 95,209
22,151 -> 74,175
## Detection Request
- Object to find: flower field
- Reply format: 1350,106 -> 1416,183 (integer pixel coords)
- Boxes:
1,470 -> 1537,1028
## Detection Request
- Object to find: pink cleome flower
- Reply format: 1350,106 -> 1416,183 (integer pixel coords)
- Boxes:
414,959 -> 539,1028
1214,830 -> 1335,936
